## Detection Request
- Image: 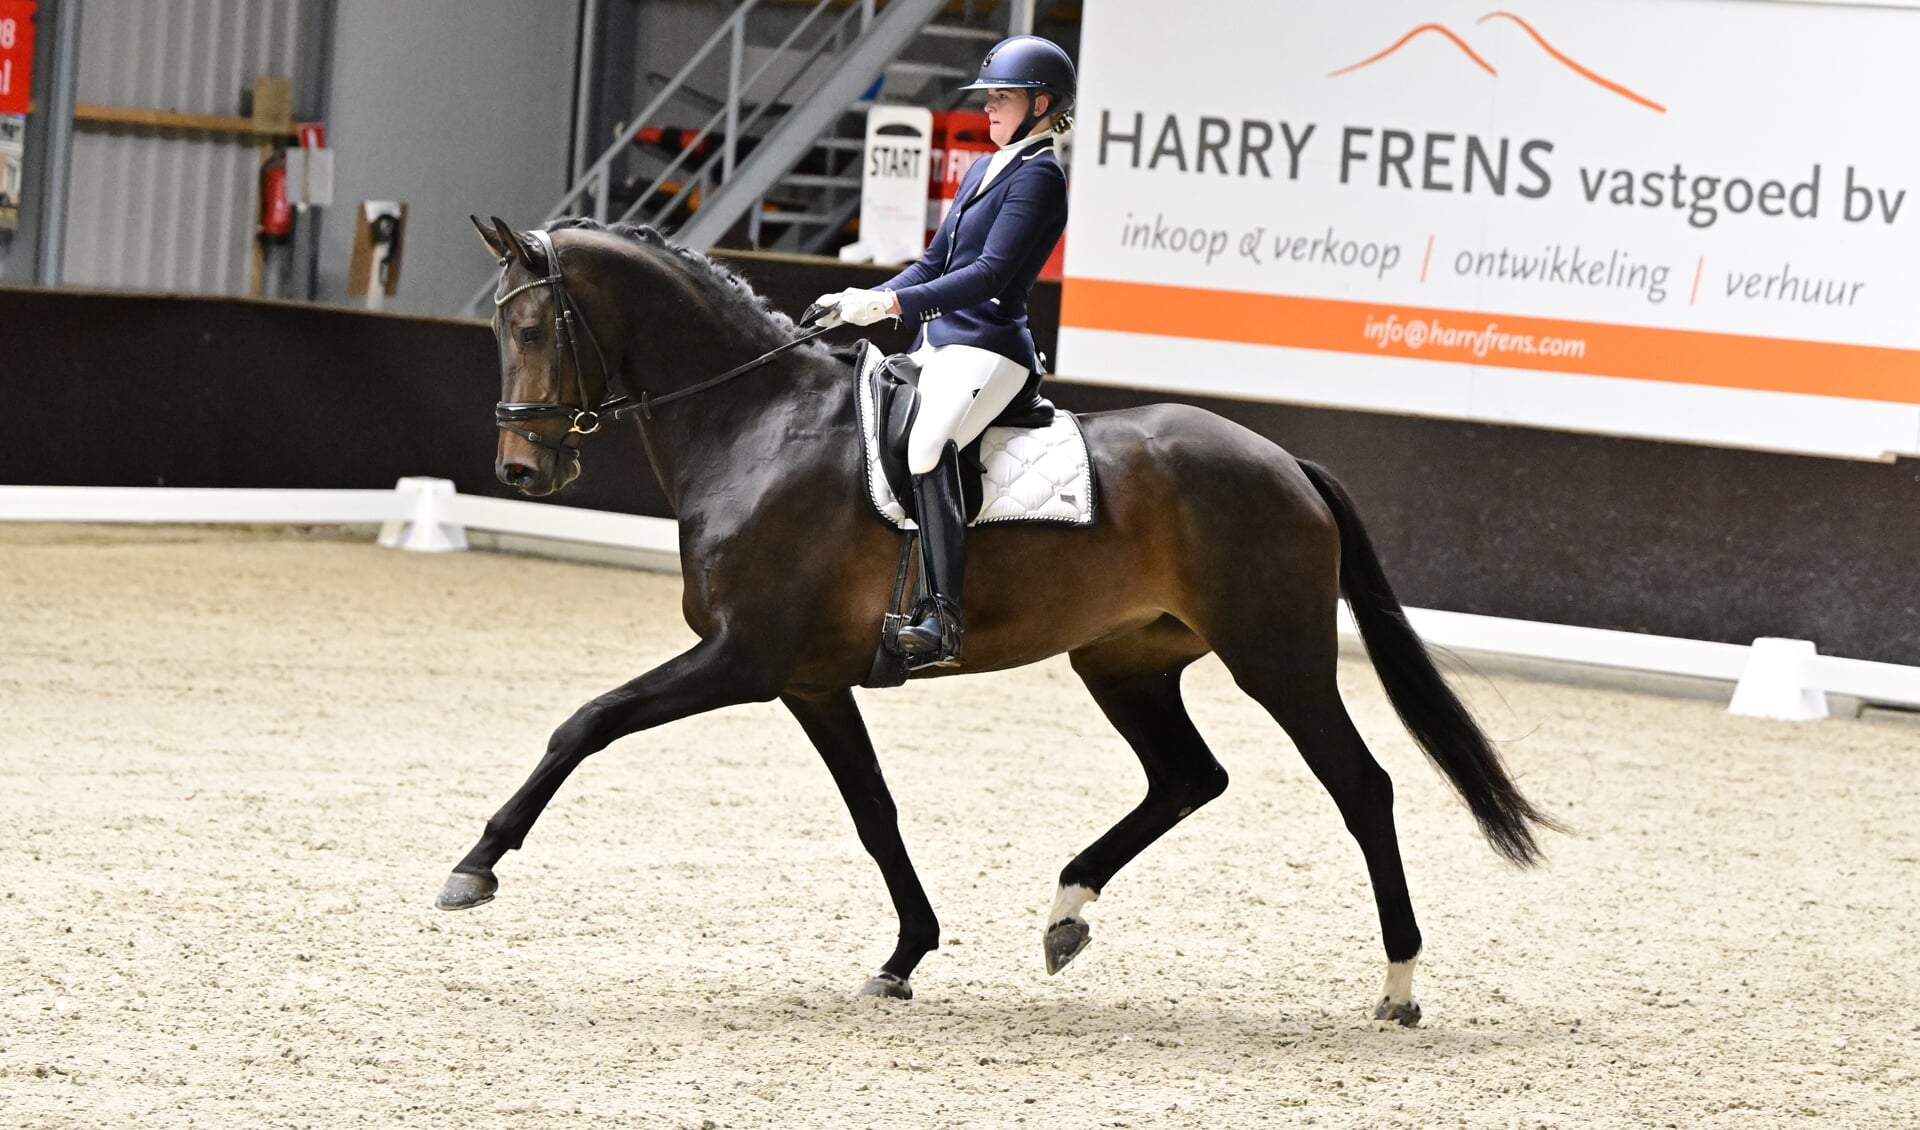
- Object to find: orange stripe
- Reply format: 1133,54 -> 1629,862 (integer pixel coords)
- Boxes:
1061,279 -> 1920,406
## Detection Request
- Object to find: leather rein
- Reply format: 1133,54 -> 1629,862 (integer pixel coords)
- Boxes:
491,228 -> 831,458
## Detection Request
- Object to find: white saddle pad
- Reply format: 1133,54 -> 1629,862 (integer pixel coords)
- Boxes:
854,342 -> 1096,530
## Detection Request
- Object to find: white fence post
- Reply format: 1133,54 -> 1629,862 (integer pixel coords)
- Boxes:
1728,637 -> 1829,721
377,477 -> 468,553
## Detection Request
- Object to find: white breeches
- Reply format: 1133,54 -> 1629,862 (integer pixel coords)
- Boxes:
906,341 -> 1031,474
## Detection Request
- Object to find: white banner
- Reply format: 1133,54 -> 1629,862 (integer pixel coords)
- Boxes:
1059,0 -> 1920,459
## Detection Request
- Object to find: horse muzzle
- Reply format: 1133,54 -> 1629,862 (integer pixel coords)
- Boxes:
495,447 -> 578,496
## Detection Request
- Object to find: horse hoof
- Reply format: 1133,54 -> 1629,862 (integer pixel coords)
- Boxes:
1373,996 -> 1422,1027
857,972 -> 913,1001
1044,917 -> 1091,975
436,870 -> 498,911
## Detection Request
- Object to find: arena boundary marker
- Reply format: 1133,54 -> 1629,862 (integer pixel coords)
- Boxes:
2,478 -> 1914,720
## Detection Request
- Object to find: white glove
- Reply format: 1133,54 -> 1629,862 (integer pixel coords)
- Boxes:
835,288 -> 898,327
806,290 -> 849,328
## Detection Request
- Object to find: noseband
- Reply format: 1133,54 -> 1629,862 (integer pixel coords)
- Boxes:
491,229 -> 832,461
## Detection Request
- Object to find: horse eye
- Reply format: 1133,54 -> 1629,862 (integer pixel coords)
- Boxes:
518,326 -> 541,346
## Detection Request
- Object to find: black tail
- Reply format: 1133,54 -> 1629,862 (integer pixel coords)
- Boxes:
1297,459 -> 1564,866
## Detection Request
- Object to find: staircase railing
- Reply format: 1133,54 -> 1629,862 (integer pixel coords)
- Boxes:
464,0 -> 855,315
465,0 -> 955,317
625,0 -> 876,242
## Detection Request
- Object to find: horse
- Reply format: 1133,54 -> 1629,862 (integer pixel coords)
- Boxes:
438,215 -> 1561,1025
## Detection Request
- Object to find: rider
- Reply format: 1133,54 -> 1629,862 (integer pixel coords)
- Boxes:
813,35 -> 1074,665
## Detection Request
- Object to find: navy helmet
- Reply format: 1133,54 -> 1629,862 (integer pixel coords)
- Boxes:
960,35 -> 1076,121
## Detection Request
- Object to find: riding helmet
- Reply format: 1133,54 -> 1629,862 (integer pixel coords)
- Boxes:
959,35 -> 1076,117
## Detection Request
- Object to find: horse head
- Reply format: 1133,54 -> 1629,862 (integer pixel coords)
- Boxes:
473,216 -> 823,500
472,215 -> 633,497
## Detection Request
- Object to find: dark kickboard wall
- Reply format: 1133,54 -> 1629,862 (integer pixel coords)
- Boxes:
5,274 -> 1915,665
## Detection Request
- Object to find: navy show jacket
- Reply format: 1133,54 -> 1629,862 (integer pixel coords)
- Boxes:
880,139 -> 1067,372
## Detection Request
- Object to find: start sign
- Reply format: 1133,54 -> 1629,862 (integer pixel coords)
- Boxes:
0,1 -> 34,115
857,105 -> 933,265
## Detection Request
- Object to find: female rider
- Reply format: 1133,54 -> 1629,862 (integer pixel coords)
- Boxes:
813,35 -> 1075,666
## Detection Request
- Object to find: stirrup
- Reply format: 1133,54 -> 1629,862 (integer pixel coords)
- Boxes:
895,599 -> 961,663
894,623 -> 943,656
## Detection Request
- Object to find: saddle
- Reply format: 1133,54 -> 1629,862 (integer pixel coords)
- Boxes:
855,341 -> 1095,689
868,352 -> 1058,525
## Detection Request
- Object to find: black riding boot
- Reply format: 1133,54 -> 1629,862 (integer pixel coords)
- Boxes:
895,442 -> 966,665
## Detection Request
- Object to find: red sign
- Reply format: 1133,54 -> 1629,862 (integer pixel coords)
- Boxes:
0,1 -> 35,115
926,111 -> 993,238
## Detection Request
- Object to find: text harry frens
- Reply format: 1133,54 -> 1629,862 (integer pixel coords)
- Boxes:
1095,111 -> 1909,230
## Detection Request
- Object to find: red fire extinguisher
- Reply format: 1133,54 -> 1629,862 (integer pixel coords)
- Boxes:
259,150 -> 293,243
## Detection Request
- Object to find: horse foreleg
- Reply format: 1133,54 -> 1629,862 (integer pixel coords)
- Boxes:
437,637 -> 781,910
782,688 -> 938,1001
1050,630 -> 1226,975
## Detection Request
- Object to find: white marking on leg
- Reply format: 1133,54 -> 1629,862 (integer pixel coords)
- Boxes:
1381,957 -> 1417,1005
1048,883 -> 1098,925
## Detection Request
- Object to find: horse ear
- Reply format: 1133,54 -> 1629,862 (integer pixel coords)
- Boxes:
490,215 -> 543,273
471,214 -> 507,259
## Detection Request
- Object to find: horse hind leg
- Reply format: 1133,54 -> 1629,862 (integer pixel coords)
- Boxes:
1050,618 -> 1224,975
1204,601 -> 1425,1026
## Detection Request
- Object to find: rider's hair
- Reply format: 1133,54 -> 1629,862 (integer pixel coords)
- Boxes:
1032,89 -> 1071,134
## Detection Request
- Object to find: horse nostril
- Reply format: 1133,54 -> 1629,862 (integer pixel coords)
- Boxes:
501,462 -> 536,487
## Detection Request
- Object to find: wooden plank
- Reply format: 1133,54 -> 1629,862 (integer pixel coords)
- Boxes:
75,103 -> 253,132
72,103 -> 306,137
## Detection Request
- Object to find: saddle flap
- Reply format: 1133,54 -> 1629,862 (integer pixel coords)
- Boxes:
868,347 -> 919,517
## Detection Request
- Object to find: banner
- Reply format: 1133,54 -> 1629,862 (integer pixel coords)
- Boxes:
0,1 -> 34,116
1059,0 -> 1920,460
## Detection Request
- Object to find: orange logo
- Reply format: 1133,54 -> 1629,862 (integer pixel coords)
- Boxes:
1330,11 -> 1665,113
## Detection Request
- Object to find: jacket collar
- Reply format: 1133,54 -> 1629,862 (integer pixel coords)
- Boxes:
1001,127 -> 1057,157
959,137 -> 1054,200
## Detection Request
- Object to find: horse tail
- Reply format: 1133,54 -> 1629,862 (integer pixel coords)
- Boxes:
1296,458 -> 1563,867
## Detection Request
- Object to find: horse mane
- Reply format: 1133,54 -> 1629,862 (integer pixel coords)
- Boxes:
552,217 -> 809,342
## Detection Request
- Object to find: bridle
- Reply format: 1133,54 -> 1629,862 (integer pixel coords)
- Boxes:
491,228 -> 832,461
492,230 -> 616,459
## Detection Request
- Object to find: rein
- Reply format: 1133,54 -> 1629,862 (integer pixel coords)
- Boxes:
492,229 -> 830,457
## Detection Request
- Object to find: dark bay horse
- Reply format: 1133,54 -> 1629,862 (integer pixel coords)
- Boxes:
440,216 -> 1561,1025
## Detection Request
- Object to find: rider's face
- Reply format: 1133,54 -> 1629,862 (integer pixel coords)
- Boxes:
984,87 -> 1042,147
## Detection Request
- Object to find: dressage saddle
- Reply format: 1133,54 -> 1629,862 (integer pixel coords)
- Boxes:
869,351 -> 1056,525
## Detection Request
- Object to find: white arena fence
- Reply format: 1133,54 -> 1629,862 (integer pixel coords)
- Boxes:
3,478 -> 1915,724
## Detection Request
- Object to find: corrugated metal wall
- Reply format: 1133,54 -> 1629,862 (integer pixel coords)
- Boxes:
61,0 -> 323,294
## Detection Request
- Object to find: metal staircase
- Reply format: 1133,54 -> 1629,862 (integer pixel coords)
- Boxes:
462,0 -> 1062,317
465,0 -> 946,315
747,14 -> 1007,256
